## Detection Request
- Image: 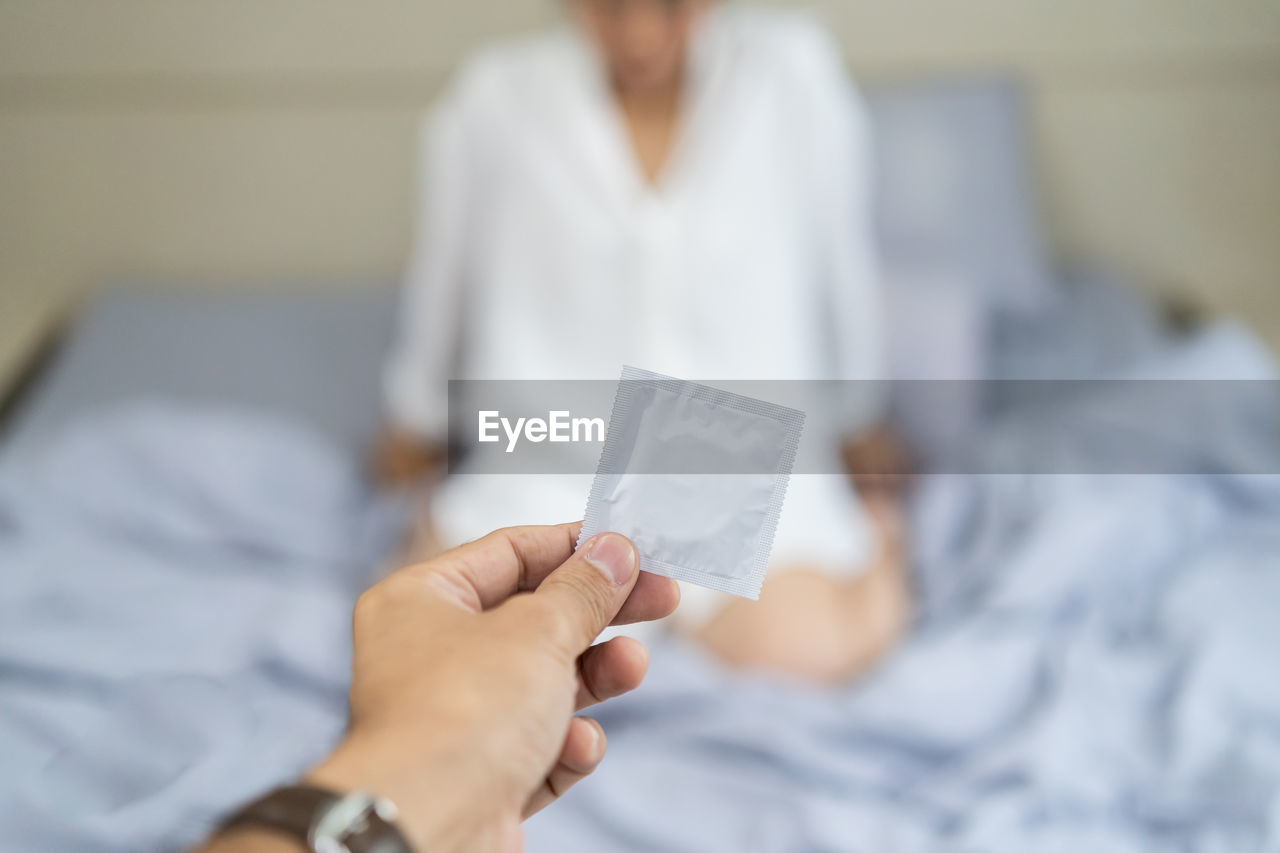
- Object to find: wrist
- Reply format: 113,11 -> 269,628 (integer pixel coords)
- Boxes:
198,826 -> 304,852
304,732 -> 482,853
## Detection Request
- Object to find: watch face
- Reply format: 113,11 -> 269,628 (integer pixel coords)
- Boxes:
311,790 -> 381,851
312,836 -> 349,853
219,785 -> 409,853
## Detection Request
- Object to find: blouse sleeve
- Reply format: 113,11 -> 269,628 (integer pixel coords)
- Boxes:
789,20 -> 888,433
381,92 -> 474,442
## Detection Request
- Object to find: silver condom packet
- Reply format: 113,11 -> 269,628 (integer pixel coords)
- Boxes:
579,366 -> 805,600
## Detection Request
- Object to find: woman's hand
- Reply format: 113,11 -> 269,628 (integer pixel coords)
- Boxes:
306,522 -> 679,853
371,427 -> 447,490
842,423 -> 912,500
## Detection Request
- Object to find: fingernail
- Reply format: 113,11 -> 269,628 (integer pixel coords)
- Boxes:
586,533 -> 636,585
582,719 -> 601,752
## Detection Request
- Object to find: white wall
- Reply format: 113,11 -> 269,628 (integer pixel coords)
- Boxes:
2,0 -> 1278,347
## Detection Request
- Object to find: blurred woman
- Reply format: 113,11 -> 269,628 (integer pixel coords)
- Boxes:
377,0 -> 908,684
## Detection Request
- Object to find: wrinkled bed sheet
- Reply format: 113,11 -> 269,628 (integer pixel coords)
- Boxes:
0,409 -> 405,851
1,325 -> 1278,852
527,324 -> 1280,852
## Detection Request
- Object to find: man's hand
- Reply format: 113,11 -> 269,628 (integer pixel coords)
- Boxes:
305,522 -> 679,852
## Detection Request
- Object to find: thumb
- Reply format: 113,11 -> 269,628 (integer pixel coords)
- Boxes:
524,532 -> 640,657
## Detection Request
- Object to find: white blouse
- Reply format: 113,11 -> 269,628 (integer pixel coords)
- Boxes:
385,4 -> 884,582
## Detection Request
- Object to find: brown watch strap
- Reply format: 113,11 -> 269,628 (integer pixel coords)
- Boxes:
218,784 -> 413,853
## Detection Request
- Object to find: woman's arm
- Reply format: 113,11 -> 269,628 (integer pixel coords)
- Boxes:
379,83 -> 476,465
795,24 -> 886,421
791,22 -> 909,490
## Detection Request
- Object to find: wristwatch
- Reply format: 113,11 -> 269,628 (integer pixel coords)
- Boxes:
217,784 -> 413,853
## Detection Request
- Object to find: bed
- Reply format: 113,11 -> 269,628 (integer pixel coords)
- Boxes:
2,77 -> 1278,852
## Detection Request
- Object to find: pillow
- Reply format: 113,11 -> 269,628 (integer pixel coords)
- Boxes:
2,285 -> 398,460
863,75 -> 1054,315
